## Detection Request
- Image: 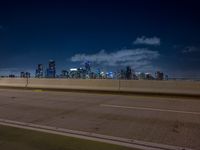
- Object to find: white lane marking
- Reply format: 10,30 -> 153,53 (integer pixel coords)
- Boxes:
0,119 -> 193,150
100,104 -> 200,115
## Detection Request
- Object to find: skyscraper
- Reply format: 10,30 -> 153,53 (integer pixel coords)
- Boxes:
155,71 -> 164,80
20,72 -> 30,78
20,72 -> 25,78
85,61 -> 91,74
35,64 -> 44,78
25,72 -> 31,78
60,70 -> 68,78
126,66 -> 132,80
46,60 -> 56,78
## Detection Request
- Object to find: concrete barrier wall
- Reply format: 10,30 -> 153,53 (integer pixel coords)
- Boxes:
0,78 -> 200,95
27,78 -> 119,91
0,78 -> 27,87
119,80 -> 200,95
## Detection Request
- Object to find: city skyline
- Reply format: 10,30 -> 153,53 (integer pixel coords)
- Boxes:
4,59 -> 165,80
0,1 -> 200,78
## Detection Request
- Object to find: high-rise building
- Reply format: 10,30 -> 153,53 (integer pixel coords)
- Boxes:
25,72 -> 31,78
120,69 -> 126,79
35,64 -> 44,78
145,73 -> 154,80
165,75 -> 169,80
69,68 -> 78,78
49,60 -> 56,70
60,70 -> 68,78
46,60 -> 56,78
20,72 -> 25,78
20,72 -> 30,78
126,66 -> 132,80
85,61 -> 91,74
138,72 -> 145,80
155,71 -> 164,80
9,74 -> 15,78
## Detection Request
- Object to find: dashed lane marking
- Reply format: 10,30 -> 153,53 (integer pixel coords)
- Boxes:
100,104 -> 200,115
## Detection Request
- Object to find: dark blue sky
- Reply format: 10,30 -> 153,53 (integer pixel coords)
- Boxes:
0,0 -> 200,77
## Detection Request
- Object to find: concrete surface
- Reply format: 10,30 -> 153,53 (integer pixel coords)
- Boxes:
27,78 -> 119,91
0,78 -> 27,87
120,80 -> 200,95
0,119 -> 179,150
0,88 -> 199,149
0,78 -> 200,96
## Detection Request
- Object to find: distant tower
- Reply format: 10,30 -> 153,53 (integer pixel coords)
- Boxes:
25,72 -> 31,78
9,74 -> 15,78
35,64 -> 44,78
60,70 -> 68,78
46,60 -> 56,78
49,60 -> 56,70
120,69 -> 126,79
20,72 -> 30,78
20,72 -> 25,78
138,72 -> 145,80
85,61 -> 91,74
126,66 -> 132,80
155,71 -> 164,80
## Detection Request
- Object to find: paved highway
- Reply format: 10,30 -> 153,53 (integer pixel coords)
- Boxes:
0,88 -> 199,149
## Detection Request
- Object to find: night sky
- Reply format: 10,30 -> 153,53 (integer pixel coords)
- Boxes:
0,0 -> 200,78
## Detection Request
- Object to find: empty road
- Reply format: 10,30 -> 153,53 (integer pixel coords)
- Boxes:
0,88 -> 199,149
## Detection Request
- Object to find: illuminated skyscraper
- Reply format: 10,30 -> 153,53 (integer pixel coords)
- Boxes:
60,70 -> 68,78
35,64 -> 44,78
46,60 -> 56,78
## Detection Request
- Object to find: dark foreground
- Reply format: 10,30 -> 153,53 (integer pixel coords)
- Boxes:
0,125 -> 136,150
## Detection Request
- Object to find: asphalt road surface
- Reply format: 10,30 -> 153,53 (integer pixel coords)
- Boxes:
0,88 -> 199,149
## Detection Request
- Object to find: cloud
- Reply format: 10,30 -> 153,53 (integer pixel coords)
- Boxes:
133,36 -> 160,45
71,49 -> 159,70
182,46 -> 199,53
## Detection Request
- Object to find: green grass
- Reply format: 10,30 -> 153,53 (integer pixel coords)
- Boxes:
0,125 -> 138,150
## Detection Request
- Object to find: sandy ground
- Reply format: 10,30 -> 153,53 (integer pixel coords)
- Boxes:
0,88 -> 199,149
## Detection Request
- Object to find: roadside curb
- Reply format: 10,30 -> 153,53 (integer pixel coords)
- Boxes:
0,119 -> 193,150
